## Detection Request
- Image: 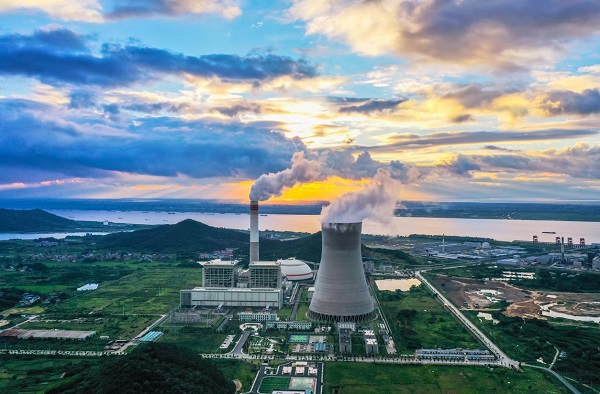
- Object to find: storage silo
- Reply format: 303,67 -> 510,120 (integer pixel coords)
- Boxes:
307,222 -> 375,323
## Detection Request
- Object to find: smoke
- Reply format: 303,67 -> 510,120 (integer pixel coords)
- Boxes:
320,169 -> 400,224
249,149 -> 421,201
249,151 -> 324,201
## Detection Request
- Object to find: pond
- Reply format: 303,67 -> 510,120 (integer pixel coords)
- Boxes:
375,278 -> 422,291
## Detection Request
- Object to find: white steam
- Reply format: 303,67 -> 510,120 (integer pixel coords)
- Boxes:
320,169 -> 400,224
249,152 -> 324,201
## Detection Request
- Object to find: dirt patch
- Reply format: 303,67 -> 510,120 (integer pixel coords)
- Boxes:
434,275 -> 531,309
435,275 -> 600,321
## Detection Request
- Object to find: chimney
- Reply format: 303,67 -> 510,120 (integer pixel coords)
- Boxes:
250,200 -> 259,262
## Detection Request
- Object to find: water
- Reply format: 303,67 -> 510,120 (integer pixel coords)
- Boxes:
375,278 -> 422,291
0,232 -> 110,241
540,303 -> 600,324
2,209 -> 600,243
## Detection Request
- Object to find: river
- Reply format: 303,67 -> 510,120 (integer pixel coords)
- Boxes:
1,209 -> 598,243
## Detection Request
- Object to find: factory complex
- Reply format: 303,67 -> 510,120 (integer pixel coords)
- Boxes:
181,201 -> 378,326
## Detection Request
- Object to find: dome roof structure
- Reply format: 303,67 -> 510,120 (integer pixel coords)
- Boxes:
278,258 -> 313,281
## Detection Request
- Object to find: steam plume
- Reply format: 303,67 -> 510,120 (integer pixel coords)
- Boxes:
249,151 -> 324,201
321,169 -> 400,224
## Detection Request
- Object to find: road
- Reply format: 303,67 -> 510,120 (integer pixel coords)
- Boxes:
228,330 -> 252,356
116,314 -> 167,354
415,271 -> 520,368
523,364 -> 581,394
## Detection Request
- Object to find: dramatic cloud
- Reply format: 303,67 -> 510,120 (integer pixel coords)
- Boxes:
0,0 -> 103,22
538,89 -> 600,116
0,98 -> 302,183
0,28 -> 318,87
105,0 -> 241,20
444,144 -> 600,180
359,129 -> 598,153
338,98 -> 406,114
0,0 -> 241,22
291,0 -> 600,69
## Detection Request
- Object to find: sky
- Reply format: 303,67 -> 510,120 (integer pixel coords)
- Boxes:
2,0 -> 600,203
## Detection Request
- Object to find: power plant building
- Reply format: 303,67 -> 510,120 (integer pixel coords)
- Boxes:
308,222 -> 375,323
202,259 -> 237,288
180,287 -> 283,308
249,261 -> 282,288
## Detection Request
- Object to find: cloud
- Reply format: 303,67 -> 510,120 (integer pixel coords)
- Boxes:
0,98 -> 303,184
444,143 -> 600,180
0,0 -> 242,22
105,0 -> 241,20
338,98 -> 406,114
0,28 -> 318,87
0,0 -> 103,22
290,0 -> 600,69
358,129 -> 598,153
538,89 -> 600,116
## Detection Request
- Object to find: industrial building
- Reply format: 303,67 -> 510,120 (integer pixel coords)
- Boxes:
202,259 -> 238,288
279,258 -> 313,281
181,287 -> 283,308
266,321 -> 313,330
180,200 -> 313,311
308,222 -> 375,323
339,328 -> 352,353
238,311 -> 278,322
249,261 -> 282,288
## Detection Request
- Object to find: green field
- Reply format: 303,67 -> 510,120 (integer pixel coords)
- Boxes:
324,362 -> 567,394
158,325 -> 229,353
259,376 -> 290,393
211,359 -> 258,392
0,261 -> 203,344
0,356 -> 99,394
378,285 -> 480,352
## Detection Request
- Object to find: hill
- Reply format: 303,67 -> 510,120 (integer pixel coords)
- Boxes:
97,219 -> 250,253
96,220 -> 422,266
260,232 -> 322,263
0,208 -> 88,232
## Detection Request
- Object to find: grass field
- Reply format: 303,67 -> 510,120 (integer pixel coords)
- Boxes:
0,356 -> 98,393
158,325 -> 229,353
211,359 -> 257,392
323,362 -> 568,394
378,285 -> 480,352
259,376 -> 290,393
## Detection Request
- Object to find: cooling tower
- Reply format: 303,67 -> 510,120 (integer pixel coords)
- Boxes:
250,200 -> 259,262
308,222 -> 375,323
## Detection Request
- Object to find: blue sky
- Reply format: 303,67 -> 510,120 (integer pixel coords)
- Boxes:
1,0 -> 600,203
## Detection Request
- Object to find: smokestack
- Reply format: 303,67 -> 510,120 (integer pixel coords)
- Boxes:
250,200 -> 259,263
308,222 -> 375,323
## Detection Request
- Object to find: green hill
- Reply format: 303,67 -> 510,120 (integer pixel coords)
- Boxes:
0,208 -> 85,232
97,219 -> 250,252
260,232 -> 322,263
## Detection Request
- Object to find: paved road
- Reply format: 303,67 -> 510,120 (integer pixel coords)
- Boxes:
523,364 -> 581,394
229,330 -> 252,355
415,271 -> 519,368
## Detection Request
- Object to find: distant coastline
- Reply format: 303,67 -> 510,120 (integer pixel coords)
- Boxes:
0,199 -> 600,222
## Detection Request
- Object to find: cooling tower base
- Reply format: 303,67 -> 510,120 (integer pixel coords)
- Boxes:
307,309 -> 377,323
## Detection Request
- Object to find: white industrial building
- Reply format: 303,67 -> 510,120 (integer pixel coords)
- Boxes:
278,258 -> 313,281
265,321 -> 313,330
238,312 -> 278,322
181,287 -> 283,308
